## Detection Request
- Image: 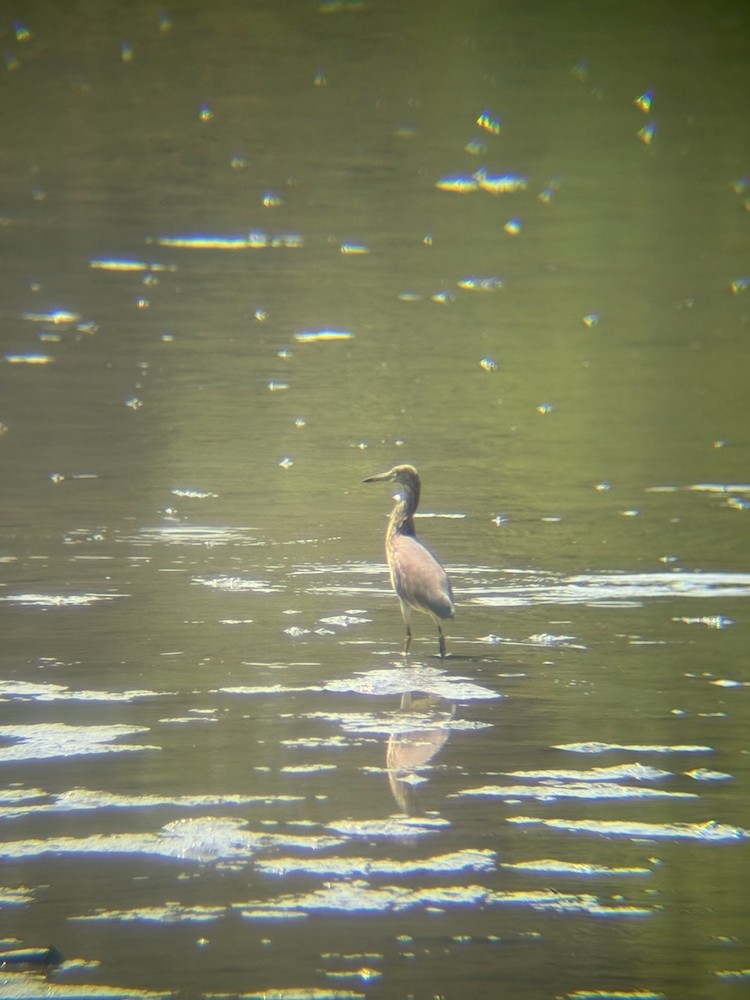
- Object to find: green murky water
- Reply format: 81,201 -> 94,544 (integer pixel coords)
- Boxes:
1,2 -> 749,998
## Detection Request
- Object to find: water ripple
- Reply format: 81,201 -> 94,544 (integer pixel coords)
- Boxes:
192,575 -> 283,593
0,976 -> 172,998
454,782 -> 696,802
0,787 -> 305,820
72,902 -> 225,924
501,859 -> 652,877
555,742 -> 713,754
0,817 -> 344,864
256,849 -> 496,878
469,570 -> 750,607
0,681 -> 171,703
0,592 -> 127,608
0,724 -> 156,762
297,566 -> 750,607
234,882 -> 648,919
508,816 -> 749,842
324,665 -> 501,701
500,763 -> 672,782
131,525 -> 259,547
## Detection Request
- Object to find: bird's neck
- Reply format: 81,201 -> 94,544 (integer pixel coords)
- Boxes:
388,489 -> 418,538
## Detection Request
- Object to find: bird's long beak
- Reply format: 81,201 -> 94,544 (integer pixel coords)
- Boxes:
363,470 -> 393,484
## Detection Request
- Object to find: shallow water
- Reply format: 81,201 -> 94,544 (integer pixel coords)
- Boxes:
1,2 -> 749,998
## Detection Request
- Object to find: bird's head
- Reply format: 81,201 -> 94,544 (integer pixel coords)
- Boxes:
363,464 -> 419,488
363,464 -> 421,509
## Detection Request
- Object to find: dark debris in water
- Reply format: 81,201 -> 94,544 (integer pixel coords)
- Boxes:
0,945 -> 64,968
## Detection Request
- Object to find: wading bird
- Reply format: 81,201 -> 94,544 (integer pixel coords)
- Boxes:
363,464 -> 455,657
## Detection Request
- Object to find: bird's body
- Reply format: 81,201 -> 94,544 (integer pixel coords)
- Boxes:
363,465 -> 455,657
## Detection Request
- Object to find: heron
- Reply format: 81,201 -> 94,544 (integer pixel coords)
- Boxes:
363,464 -> 455,658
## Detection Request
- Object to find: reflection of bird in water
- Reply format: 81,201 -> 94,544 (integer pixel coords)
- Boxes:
387,692 -> 454,814
363,465 -> 455,658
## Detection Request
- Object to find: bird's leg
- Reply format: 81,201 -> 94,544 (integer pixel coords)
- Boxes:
438,624 -> 446,659
403,623 -> 413,656
399,599 -> 413,657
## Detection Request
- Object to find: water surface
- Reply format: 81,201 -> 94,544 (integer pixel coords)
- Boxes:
1,2 -> 749,998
